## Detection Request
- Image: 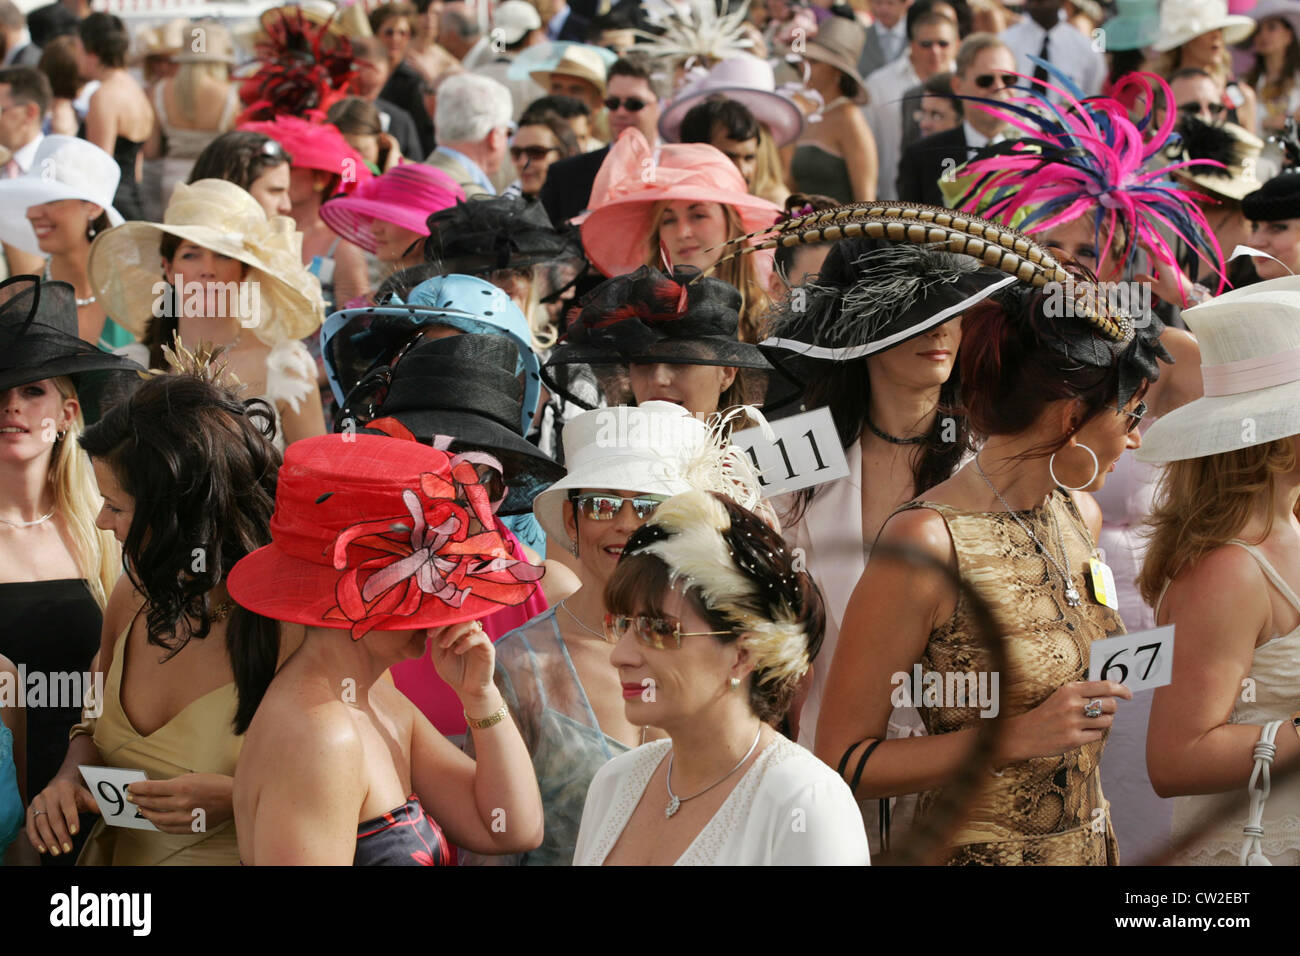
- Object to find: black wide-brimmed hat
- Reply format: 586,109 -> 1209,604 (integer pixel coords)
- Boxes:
340,333 -> 563,516
0,276 -> 143,421
424,194 -> 586,277
1243,171 -> 1300,223
546,266 -> 771,369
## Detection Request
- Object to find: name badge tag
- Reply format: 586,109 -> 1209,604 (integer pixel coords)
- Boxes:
79,766 -> 159,831
1087,625 -> 1175,693
1089,557 -> 1119,609
731,407 -> 850,497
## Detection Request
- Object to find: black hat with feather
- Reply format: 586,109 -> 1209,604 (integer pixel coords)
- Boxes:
1163,117 -> 1264,202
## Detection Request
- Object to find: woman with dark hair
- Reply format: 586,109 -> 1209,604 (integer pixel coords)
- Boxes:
1248,2 -> 1300,135
188,130 -> 292,218
229,434 -> 544,865
327,97 -> 402,175
814,216 -> 1170,864
507,112 -> 579,200
38,36 -> 82,136
25,370 -> 290,865
75,12 -> 154,221
574,489 -> 869,865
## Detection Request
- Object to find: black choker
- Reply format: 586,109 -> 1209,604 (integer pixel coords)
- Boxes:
866,418 -> 928,446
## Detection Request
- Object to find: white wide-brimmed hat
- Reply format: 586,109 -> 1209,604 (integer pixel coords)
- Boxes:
534,401 -> 719,548
1136,276 -> 1300,462
1152,0 -> 1256,52
658,53 -> 806,147
1248,0 -> 1300,43
0,136 -> 123,256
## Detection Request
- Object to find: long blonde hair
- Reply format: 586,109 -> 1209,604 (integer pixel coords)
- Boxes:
175,62 -> 230,124
645,201 -> 772,343
750,125 -> 791,207
49,376 -> 120,608
1138,438 -> 1300,607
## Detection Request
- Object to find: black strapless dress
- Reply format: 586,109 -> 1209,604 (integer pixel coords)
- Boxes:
354,794 -> 450,866
110,135 -> 145,221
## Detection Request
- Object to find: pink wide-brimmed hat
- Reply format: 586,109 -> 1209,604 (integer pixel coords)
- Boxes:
319,165 -> 466,253
574,128 -> 781,278
238,115 -> 373,194
659,54 -> 806,147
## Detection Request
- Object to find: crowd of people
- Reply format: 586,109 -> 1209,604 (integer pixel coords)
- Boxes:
1,0 -> 1299,868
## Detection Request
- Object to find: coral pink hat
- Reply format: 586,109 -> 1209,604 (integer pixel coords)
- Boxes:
238,115 -> 373,194
574,129 -> 781,278
319,165 -> 465,253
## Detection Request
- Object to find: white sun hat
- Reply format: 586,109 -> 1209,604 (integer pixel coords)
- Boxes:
1152,0 -> 1256,52
1135,275 -> 1300,463
0,136 -> 123,256
533,401 -> 767,549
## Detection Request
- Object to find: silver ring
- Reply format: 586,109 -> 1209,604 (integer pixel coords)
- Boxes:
31,808 -> 47,817
1083,699 -> 1104,719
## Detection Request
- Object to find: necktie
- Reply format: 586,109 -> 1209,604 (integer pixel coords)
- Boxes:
2,159 -> 18,178
1032,32 -> 1050,85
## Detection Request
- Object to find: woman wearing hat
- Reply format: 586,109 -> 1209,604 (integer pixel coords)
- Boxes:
578,129 -> 781,343
548,266 -> 771,417
1244,171 -> 1300,280
461,401 -> 764,865
237,116 -> 374,311
0,136 -> 132,353
1137,277 -> 1300,865
228,433 -> 545,865
788,16 -> 879,204
149,21 -> 240,213
0,277 -> 139,864
1149,0 -> 1259,133
575,489 -> 870,865
813,216 -> 1167,864
88,179 -> 328,447
319,163 -> 466,299
26,370 -> 287,865
1246,0 -> 1300,135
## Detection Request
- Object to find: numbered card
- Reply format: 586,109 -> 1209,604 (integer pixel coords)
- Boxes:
78,766 -> 159,831
731,407 -> 850,497
1087,625 -> 1174,694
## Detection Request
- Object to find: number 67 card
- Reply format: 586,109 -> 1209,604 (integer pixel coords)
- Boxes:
79,766 -> 160,831
1087,625 -> 1175,694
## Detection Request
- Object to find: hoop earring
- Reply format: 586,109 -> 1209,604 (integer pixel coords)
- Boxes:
1048,443 -> 1099,491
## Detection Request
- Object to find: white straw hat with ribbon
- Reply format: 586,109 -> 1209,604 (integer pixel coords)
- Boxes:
1152,0 -> 1256,52
1136,275 -> 1300,462
0,136 -> 123,256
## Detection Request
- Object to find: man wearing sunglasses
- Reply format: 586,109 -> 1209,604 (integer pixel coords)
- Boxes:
897,34 -> 1016,206
999,0 -> 1103,102
1157,68 -> 1229,129
540,53 -> 664,225
863,8 -> 958,198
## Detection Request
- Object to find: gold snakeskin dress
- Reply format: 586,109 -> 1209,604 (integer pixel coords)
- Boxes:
898,490 -> 1125,865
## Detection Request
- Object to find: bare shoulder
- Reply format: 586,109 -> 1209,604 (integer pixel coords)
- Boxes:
246,678 -> 363,769
101,573 -> 146,658
1067,489 -> 1102,540
876,503 -> 956,566
1163,543 -> 1267,626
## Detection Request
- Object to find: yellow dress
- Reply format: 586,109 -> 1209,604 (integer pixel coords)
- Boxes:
899,491 -> 1124,865
77,612 -> 242,866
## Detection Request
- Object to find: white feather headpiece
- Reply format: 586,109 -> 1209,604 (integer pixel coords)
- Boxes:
633,0 -> 754,79
636,488 -> 810,684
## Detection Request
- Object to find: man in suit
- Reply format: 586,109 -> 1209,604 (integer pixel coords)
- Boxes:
859,0 -> 913,78
0,66 -> 47,275
897,33 -> 1016,206
539,53 -> 663,225
0,2 -> 39,68
425,72 -> 513,197
350,37 -> 425,161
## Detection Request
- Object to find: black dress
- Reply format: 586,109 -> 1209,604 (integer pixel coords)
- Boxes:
0,579 -> 101,865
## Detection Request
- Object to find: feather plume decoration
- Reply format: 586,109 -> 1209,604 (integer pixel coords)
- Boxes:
238,6 -> 354,122
953,64 -> 1226,293
635,489 -> 811,684
145,331 -> 244,392
633,0 -> 754,78
703,200 -> 1132,342
681,405 -> 769,518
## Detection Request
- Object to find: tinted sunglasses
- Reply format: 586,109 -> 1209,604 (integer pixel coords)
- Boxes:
1178,101 -> 1226,117
571,492 -> 668,521
510,145 -> 559,162
1116,400 -> 1147,433
602,613 -> 732,649
604,96 -> 649,112
918,38 -> 952,49
973,72 -> 1017,89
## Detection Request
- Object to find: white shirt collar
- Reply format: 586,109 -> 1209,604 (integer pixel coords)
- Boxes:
13,132 -> 41,173
963,119 -> 1005,151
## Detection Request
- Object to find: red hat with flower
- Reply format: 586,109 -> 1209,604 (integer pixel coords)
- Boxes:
227,434 -> 544,638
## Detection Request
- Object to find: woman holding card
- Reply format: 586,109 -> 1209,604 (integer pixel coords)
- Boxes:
1138,277 -> 1300,865
812,224 -> 1168,862
25,367 -> 287,865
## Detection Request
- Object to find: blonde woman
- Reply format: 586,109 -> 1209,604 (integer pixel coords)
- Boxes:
1138,278 -> 1300,865
578,130 -> 781,343
0,277 -> 137,859
1149,1 -> 1259,132
150,21 -> 239,211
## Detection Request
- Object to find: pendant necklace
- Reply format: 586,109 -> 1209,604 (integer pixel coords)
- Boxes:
664,724 -> 763,818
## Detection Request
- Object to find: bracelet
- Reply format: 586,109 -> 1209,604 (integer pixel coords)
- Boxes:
464,703 -> 508,731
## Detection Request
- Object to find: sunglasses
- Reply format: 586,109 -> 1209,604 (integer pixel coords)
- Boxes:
603,613 -> 732,649
973,72 -> 1018,90
918,38 -> 952,49
1116,399 -> 1147,433
604,96 -> 650,112
571,492 -> 668,521
1178,101 -> 1226,117
510,145 -> 559,162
